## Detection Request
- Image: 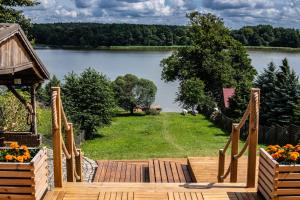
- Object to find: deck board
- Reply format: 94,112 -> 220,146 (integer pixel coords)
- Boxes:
45,189 -> 262,200
94,159 -> 192,183
188,157 -> 259,183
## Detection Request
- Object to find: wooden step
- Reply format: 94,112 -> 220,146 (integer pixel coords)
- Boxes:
187,157 -> 259,183
44,182 -> 260,200
94,159 -> 193,183
150,159 -> 192,183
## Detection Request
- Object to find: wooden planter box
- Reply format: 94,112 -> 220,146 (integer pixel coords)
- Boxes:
258,148 -> 300,200
0,148 -> 48,200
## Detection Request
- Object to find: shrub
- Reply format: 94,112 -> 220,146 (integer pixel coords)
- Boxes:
63,68 -> 115,139
0,90 -> 30,131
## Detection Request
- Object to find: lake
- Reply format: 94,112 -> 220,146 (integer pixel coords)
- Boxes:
36,49 -> 300,112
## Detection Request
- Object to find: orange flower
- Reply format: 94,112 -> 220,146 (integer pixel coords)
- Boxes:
295,145 -> 300,151
284,144 -> 294,149
20,145 -> 28,151
289,152 -> 300,161
272,152 -> 281,159
277,149 -> 285,154
16,156 -> 24,162
23,152 -> 31,160
5,155 -> 13,161
10,142 -> 19,149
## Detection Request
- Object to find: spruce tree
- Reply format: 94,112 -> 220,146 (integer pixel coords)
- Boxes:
255,59 -> 300,126
255,62 -> 277,125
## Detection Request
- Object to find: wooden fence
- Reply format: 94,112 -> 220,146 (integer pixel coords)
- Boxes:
203,108 -> 300,145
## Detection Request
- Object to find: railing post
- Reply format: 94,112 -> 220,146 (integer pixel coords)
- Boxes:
75,149 -> 83,182
230,123 -> 239,183
52,87 -> 63,187
66,123 -> 75,182
247,88 -> 260,188
218,149 -> 225,182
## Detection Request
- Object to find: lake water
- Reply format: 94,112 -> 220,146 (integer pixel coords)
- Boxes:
36,49 -> 300,112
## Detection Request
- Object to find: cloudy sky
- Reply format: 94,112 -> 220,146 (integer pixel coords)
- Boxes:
21,0 -> 300,28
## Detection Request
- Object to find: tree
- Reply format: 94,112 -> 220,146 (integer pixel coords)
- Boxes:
113,74 -> 157,114
226,82 -> 251,120
176,78 -> 207,110
161,12 -> 256,107
0,0 -> 38,37
37,75 -> 60,105
63,68 -> 115,139
255,59 -> 300,126
135,78 -> 157,110
254,62 -> 277,125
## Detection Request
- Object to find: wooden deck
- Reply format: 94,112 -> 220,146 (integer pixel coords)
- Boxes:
93,159 -> 193,183
44,182 -> 262,200
45,157 -> 262,200
188,157 -> 259,183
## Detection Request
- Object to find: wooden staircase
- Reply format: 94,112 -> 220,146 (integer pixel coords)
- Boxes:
44,88 -> 262,200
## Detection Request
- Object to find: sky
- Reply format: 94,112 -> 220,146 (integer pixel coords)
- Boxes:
21,0 -> 300,29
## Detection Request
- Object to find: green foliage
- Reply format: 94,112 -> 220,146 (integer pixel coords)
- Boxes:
63,68 -> 115,139
256,59 -> 300,126
113,74 -> 157,114
32,23 -> 191,47
0,0 -> 38,37
161,12 -> 256,107
0,90 -> 30,131
232,25 -> 300,48
226,83 -> 251,120
32,23 -> 300,49
176,78 -> 207,110
37,75 -> 60,105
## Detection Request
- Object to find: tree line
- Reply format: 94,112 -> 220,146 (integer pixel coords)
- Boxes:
31,23 -> 191,47
31,23 -> 300,48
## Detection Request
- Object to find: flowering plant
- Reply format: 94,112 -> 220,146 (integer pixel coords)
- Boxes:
0,142 -> 38,163
266,144 -> 300,164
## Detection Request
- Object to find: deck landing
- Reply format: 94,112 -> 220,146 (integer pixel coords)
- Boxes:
45,157 -> 261,200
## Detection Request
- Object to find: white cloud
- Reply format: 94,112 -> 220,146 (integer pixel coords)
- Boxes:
17,0 -> 300,28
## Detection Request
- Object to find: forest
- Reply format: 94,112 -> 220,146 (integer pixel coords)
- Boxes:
31,23 -> 300,48
31,23 -> 191,47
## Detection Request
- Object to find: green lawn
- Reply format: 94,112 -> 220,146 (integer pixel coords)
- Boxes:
81,112 -> 238,160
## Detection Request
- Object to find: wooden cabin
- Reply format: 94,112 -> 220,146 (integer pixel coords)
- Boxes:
0,23 -> 49,146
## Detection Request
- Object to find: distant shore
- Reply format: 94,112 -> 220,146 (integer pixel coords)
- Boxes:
34,44 -> 300,52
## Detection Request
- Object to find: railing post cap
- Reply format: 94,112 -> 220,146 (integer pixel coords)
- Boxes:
251,88 -> 260,92
52,87 -> 60,91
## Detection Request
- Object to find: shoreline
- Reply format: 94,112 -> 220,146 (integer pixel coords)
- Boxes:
34,44 -> 300,52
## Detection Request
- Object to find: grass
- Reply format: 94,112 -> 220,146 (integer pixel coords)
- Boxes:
81,112 -> 243,160
37,108 -> 52,137
246,46 -> 300,52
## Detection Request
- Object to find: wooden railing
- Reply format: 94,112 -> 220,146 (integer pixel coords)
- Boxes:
51,87 -> 83,187
217,88 -> 260,188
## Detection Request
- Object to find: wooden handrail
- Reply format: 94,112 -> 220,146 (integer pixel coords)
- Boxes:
217,88 -> 260,188
51,87 -> 83,188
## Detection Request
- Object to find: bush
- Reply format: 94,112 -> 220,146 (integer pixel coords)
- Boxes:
0,90 -> 30,131
145,108 -> 161,115
63,68 -> 115,139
